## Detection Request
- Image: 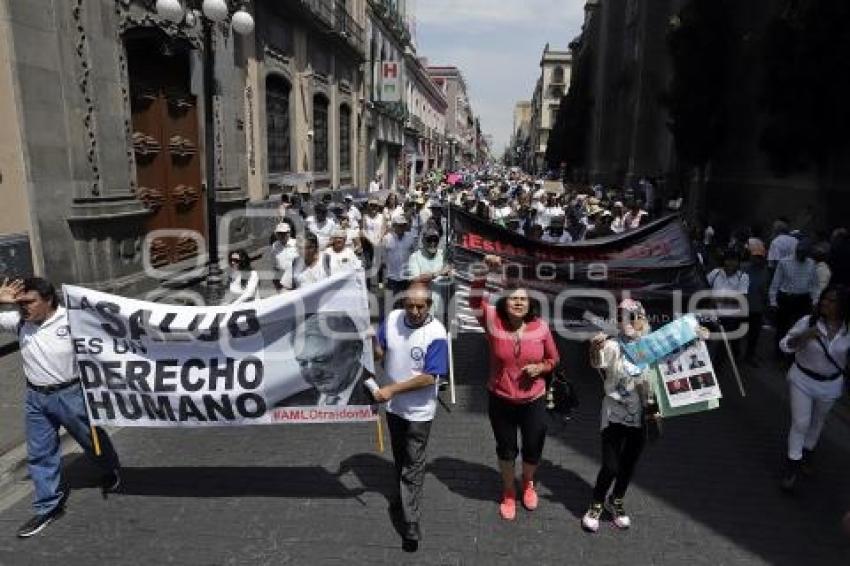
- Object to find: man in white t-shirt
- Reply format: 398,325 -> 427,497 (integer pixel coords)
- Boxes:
270,222 -> 299,290
768,220 -> 798,268
323,229 -> 362,274
305,203 -> 337,249
343,195 -> 362,226
280,233 -> 330,290
0,277 -> 121,538
369,172 -> 383,194
382,212 -> 418,300
373,283 -> 449,551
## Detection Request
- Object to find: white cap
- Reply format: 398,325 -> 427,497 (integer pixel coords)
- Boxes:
391,211 -> 408,225
274,222 -> 291,233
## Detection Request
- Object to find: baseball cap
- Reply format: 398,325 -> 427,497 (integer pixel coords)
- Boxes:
391,211 -> 408,225
422,226 -> 440,239
274,222 -> 291,234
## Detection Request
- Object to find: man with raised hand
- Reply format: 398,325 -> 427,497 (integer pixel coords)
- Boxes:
372,282 -> 448,552
0,277 -> 120,538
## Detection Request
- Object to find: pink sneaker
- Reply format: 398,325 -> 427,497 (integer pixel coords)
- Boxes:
521,480 -> 538,511
499,491 -> 516,520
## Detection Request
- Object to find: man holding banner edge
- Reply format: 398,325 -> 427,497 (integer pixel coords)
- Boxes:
0,277 -> 120,538
373,282 -> 449,552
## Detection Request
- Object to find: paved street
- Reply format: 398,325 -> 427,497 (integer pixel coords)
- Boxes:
0,335 -> 849,565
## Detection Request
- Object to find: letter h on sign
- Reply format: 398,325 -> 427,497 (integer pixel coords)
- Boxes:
381,62 -> 400,103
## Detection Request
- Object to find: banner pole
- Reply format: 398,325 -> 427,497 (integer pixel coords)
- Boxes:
448,322 -> 457,405
376,412 -> 385,453
718,322 -> 746,397
90,425 -> 102,457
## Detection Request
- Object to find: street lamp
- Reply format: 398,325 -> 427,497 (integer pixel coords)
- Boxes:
154,0 -> 254,295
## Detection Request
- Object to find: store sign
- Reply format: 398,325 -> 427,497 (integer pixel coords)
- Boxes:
381,61 -> 401,103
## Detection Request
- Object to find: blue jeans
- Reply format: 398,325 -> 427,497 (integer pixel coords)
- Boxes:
25,385 -> 120,515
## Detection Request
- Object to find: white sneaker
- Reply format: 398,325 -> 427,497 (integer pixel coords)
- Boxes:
605,496 -> 631,529
581,503 -> 603,532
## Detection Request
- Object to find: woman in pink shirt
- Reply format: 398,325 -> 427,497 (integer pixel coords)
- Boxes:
470,255 -> 560,520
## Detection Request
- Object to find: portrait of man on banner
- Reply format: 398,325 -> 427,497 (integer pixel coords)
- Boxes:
274,312 -> 375,408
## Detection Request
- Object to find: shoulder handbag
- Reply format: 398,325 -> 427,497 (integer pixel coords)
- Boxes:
546,365 -> 579,419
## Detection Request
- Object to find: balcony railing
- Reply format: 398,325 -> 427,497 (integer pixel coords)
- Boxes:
300,0 -> 334,28
369,0 -> 411,45
334,0 -> 365,53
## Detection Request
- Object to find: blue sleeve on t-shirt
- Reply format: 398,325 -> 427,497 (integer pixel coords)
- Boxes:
423,338 -> 449,376
376,320 -> 388,350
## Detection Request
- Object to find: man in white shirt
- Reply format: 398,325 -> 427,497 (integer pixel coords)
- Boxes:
373,282 -> 449,551
382,212 -> 418,302
0,277 -> 120,538
490,195 -> 513,224
542,217 -> 573,244
770,242 -> 819,353
369,172 -> 383,194
361,198 -> 386,284
707,251 -> 750,357
343,194 -> 362,226
280,233 -> 330,290
768,221 -> 798,268
323,229 -> 362,274
407,226 -> 450,320
305,203 -> 337,249
270,222 -> 299,291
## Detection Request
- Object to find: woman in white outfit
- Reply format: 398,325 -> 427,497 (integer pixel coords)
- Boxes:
779,284 -> 850,492
225,249 -> 260,305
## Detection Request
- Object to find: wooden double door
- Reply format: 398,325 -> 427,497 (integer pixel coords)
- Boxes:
127,36 -> 205,268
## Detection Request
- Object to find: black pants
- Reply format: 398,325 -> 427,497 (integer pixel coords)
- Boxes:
745,312 -> 764,359
487,392 -> 547,465
386,412 -> 432,526
776,292 -> 812,352
592,423 -> 645,503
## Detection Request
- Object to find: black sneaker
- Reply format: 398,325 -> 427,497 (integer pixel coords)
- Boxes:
780,458 -> 800,493
101,468 -> 121,492
17,507 -> 64,538
801,449 -> 815,477
402,521 -> 420,552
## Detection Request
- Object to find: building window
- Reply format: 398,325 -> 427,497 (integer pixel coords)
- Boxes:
313,94 -> 329,173
553,65 -> 565,84
339,104 -> 352,174
266,75 -> 291,174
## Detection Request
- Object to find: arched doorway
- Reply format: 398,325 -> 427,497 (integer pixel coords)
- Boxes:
125,29 -> 205,268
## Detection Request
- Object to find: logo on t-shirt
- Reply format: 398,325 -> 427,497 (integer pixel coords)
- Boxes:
410,346 -> 424,361
56,325 -> 70,337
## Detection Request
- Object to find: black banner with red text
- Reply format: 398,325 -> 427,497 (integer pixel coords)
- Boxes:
449,207 -> 707,333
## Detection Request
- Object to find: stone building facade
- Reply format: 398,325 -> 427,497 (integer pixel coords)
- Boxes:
402,54 -> 447,188
528,44 -> 572,174
568,0 -> 850,227
0,0 -> 367,291
364,0 -> 411,192
427,65 -> 476,168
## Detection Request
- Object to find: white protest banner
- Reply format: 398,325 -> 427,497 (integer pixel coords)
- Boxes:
63,270 -> 377,427
654,340 -> 722,416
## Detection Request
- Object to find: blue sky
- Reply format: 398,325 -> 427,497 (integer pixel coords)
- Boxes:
415,0 -> 586,154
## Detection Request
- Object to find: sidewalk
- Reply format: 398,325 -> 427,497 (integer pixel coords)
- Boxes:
0,333 -> 849,564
